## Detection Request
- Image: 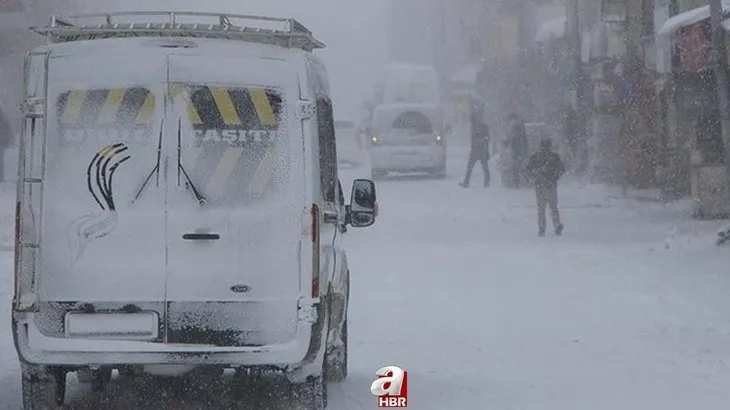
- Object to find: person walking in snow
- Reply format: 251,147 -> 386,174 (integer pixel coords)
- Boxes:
459,105 -> 490,188
526,138 -> 565,236
506,112 -> 529,188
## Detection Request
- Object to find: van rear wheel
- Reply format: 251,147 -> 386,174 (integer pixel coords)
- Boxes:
90,367 -> 112,392
21,364 -> 67,408
118,366 -> 143,380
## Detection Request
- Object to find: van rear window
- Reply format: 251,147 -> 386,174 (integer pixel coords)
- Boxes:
392,111 -> 433,135
53,85 -> 292,206
173,84 -> 284,138
55,87 -> 157,144
172,84 -> 289,206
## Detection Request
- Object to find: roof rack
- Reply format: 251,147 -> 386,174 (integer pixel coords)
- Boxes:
30,11 -> 326,51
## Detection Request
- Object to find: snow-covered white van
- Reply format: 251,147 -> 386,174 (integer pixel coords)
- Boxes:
12,12 -> 377,409
369,103 -> 447,179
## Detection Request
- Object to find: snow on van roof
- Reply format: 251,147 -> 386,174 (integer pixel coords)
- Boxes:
31,11 -> 325,52
33,35 -> 305,61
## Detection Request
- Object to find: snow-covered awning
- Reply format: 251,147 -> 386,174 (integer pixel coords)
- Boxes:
655,1 -> 730,73
657,0 -> 730,38
535,16 -> 566,43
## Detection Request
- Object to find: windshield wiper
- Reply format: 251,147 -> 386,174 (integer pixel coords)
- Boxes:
132,120 -> 164,202
177,117 -> 207,206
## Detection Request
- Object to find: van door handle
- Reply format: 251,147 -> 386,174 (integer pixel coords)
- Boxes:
183,233 -> 220,240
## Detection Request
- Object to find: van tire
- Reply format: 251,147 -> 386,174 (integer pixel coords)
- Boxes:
75,369 -> 91,383
292,376 -> 326,409
118,366 -> 143,380
325,319 -> 348,382
90,367 -> 112,392
232,368 -> 263,403
21,364 -> 66,408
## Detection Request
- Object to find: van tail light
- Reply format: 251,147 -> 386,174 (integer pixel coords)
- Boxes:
310,203 -> 320,298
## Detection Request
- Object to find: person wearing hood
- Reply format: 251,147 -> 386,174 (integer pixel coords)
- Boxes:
459,103 -> 490,188
526,138 -> 566,236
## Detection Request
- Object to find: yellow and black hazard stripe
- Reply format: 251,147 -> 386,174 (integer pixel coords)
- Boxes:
168,84 -> 283,202
169,84 -> 282,129
56,85 -> 280,128
188,139 -> 281,202
57,87 -> 156,126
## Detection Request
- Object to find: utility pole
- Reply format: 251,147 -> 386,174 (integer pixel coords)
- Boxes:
709,0 -> 730,211
516,0 -> 531,114
566,0 -> 588,174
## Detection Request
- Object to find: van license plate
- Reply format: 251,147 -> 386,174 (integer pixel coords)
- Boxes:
65,311 -> 159,339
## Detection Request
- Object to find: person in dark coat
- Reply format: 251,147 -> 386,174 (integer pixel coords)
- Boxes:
526,138 -> 566,236
459,108 -> 490,188
507,112 -> 528,188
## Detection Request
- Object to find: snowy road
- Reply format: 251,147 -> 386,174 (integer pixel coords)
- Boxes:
1,151 -> 730,409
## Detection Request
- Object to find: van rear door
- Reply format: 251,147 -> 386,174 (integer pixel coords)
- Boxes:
39,54 -> 166,340
165,55 -> 304,346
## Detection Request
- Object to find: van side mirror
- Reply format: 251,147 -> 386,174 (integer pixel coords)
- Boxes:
348,178 -> 377,227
